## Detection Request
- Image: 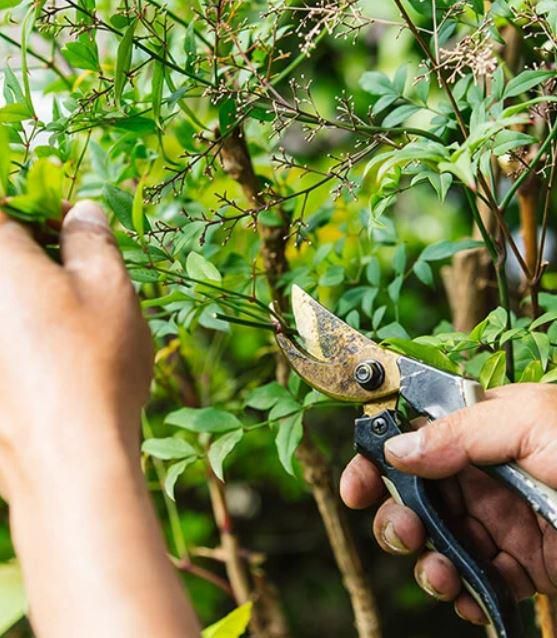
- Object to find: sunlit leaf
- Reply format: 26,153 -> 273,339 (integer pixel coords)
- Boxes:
202,602 -> 252,638
0,561 -> 26,635
479,351 -> 507,388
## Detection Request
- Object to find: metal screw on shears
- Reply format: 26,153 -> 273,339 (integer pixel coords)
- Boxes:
354,360 -> 385,391
371,416 -> 388,435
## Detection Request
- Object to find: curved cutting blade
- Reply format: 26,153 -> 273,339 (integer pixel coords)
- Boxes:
275,285 -> 400,403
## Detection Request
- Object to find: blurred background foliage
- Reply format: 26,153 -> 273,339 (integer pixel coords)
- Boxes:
0,0 -> 556,636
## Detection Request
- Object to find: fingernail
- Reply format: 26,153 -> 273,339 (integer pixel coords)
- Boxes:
385,431 -> 422,460
455,603 -> 488,626
415,568 -> 445,600
64,200 -> 108,228
382,522 -> 409,554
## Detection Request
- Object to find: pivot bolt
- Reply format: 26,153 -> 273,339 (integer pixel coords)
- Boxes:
371,416 -> 388,435
354,360 -> 385,391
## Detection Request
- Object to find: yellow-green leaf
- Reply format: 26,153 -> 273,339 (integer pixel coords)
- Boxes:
0,103 -> 31,123
479,351 -> 507,389
132,176 -> 145,241
0,561 -> 26,635
202,602 -> 252,638
0,125 -> 9,197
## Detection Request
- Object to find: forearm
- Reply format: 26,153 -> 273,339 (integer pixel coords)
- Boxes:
9,419 -> 200,638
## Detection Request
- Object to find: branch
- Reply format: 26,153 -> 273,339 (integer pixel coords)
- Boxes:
218,124 -> 383,638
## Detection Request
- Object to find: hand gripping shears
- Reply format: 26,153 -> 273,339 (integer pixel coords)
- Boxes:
274,285 -> 557,638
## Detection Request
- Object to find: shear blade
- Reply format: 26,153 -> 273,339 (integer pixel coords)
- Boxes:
291,285 -> 374,361
274,286 -> 401,403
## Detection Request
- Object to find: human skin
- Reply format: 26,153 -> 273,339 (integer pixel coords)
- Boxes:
0,201 -> 200,637
340,384 -> 557,625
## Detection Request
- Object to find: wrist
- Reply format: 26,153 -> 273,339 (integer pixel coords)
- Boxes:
4,406 -> 142,503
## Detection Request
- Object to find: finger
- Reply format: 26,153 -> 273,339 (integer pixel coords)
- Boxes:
414,551 -> 461,601
0,210 -> 53,277
492,552 -> 535,601
383,390 -> 549,480
340,455 -> 385,509
61,201 -> 131,301
373,499 -> 426,555
454,592 -> 488,626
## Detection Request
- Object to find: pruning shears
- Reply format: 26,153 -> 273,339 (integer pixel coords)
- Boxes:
274,285 -> 557,638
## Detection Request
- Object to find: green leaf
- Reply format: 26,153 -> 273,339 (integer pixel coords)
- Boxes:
415,76 -> 430,104
0,102 -> 31,123
219,98 -> 237,135
359,71 -> 394,97
164,458 -> 196,502
104,184 -> 134,230
132,176 -> 145,241
532,332 -> 550,370
184,22 -> 197,74
419,239 -> 483,262
541,367 -> 557,383
112,115 -> 157,134
530,310 -> 557,330
0,0 -> 23,8
17,159 -> 63,220
152,58 -> 165,125
319,265 -> 344,287
519,360 -> 544,383
376,322 -> 409,340
413,260 -> 433,286
503,70 -> 555,99
492,130 -> 536,156
274,411 -> 303,476
0,561 -> 26,635
303,390 -> 329,406
202,602 -> 252,638
479,351 -> 507,388
114,20 -> 137,106
186,251 -> 222,284
385,338 -> 459,374
382,104 -> 420,127
388,275 -> 403,304
439,149 -> 476,190
62,40 -> 99,71
393,244 -> 406,275
208,429 -> 243,481
166,407 -> 243,433
141,437 -> 197,460
0,125 -> 9,197
245,382 -> 291,410
366,257 -> 381,286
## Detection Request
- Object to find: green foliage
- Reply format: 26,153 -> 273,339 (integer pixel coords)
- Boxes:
202,602 -> 252,638
0,561 -> 26,634
1,0 -> 556,633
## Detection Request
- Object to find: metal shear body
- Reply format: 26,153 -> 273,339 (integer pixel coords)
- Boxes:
275,286 -> 557,638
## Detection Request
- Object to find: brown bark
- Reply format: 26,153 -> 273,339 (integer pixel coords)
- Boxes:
219,125 -> 383,638
296,434 -> 382,638
442,194 -> 497,331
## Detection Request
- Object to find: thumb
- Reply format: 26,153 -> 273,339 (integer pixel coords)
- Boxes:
384,394 -> 539,479
61,200 -> 130,299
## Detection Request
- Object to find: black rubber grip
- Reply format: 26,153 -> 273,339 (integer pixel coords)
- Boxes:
354,410 -> 523,638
